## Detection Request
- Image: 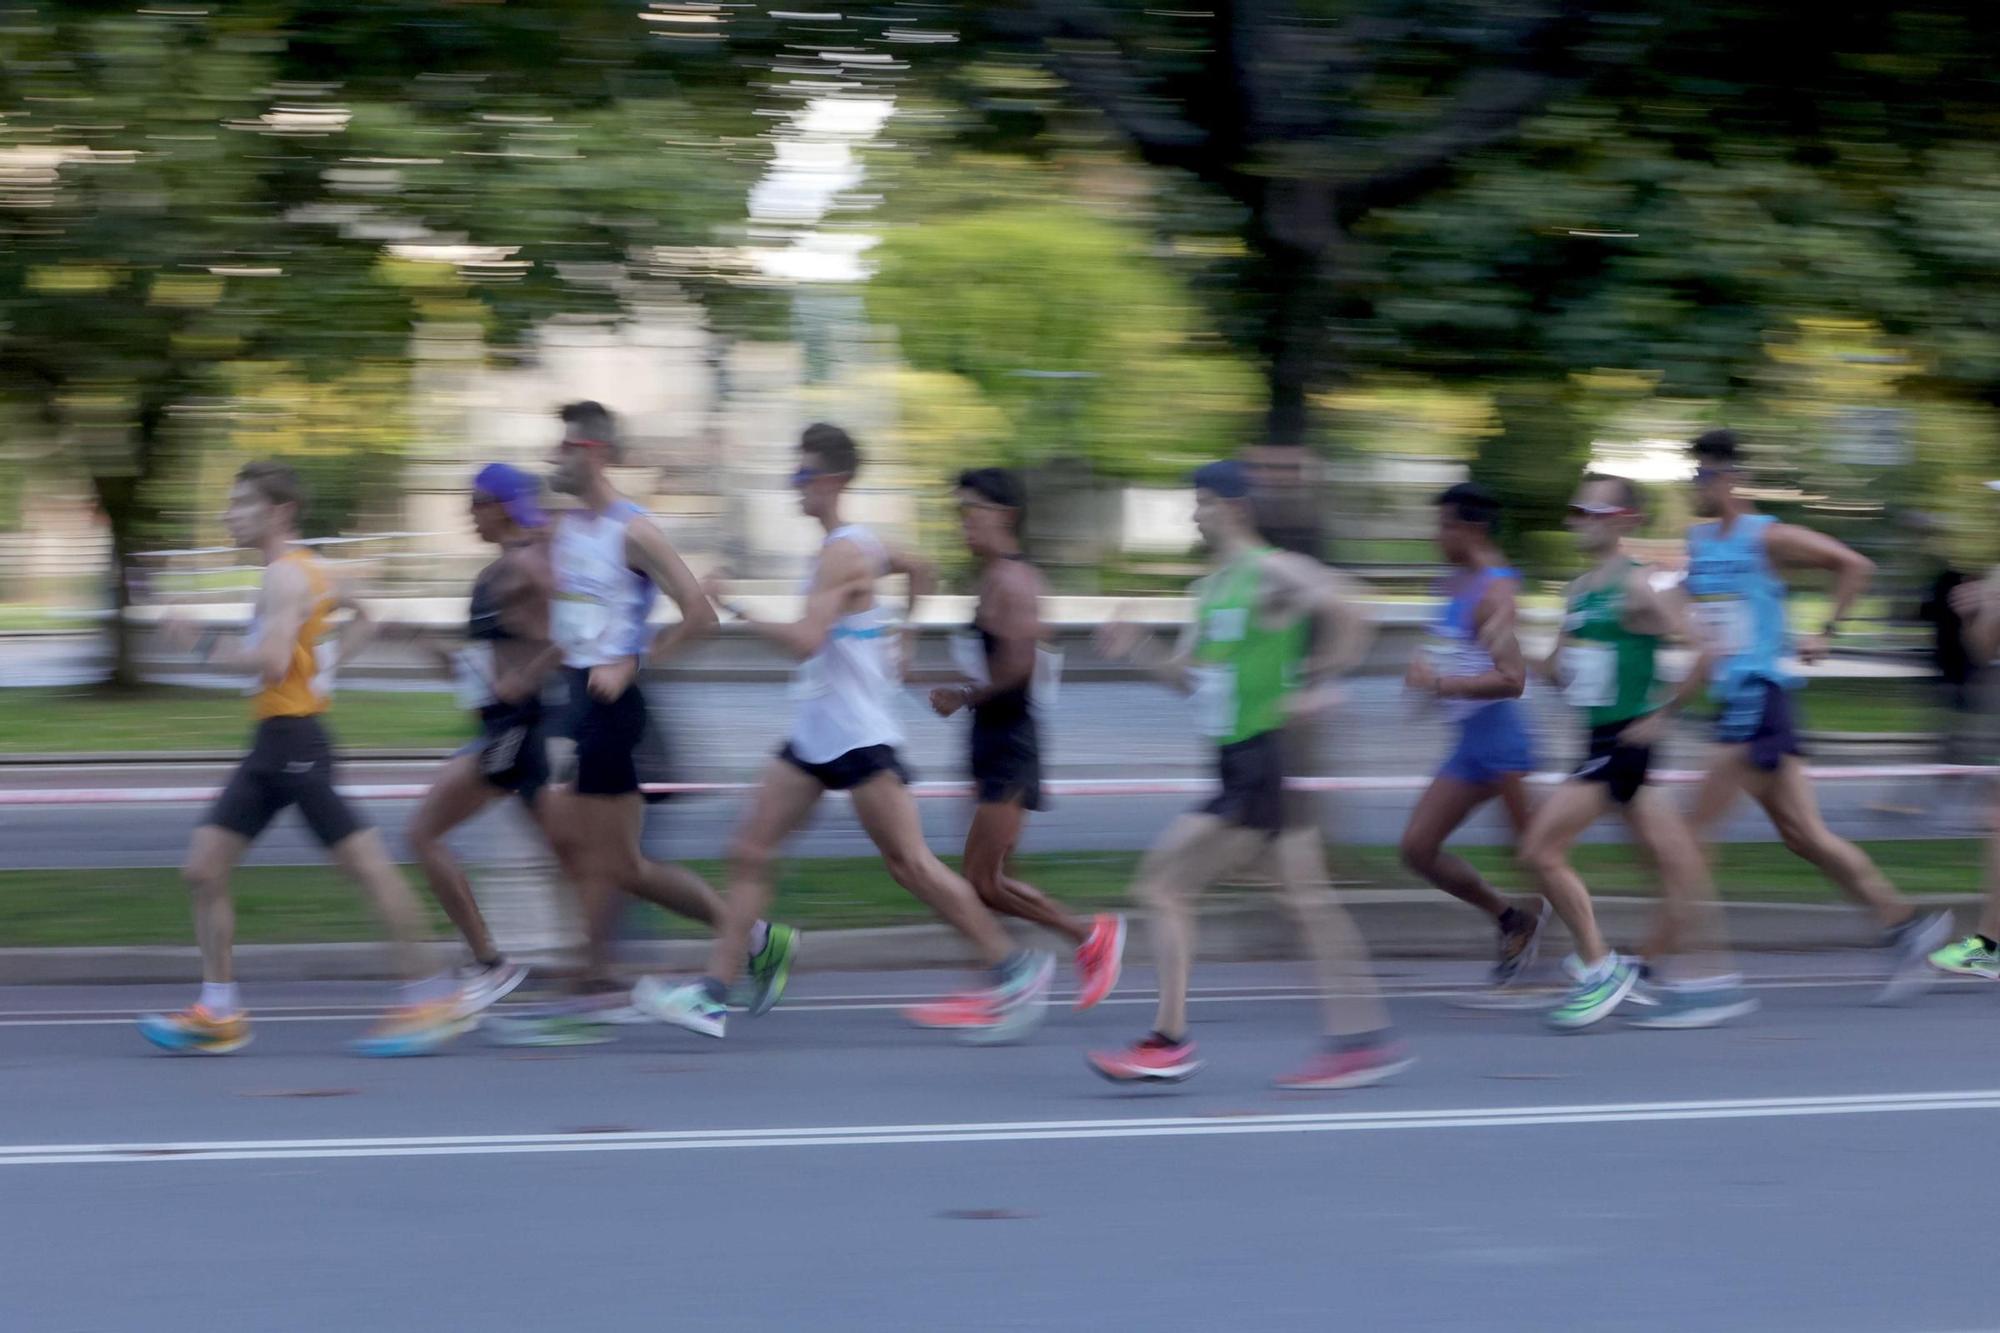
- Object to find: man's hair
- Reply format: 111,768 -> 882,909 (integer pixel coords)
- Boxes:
1690,429 -> 1742,466
559,400 -> 620,453
1585,473 -> 1643,512
235,460 -> 305,517
1436,481 -> 1500,533
801,422 -> 861,475
957,466 -> 1025,511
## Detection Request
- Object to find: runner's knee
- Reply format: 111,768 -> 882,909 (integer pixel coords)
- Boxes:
1398,832 -> 1436,877
727,830 -> 776,877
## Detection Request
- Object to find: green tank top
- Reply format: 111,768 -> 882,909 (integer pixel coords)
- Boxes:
1561,558 -> 1658,727
1191,549 -> 1305,745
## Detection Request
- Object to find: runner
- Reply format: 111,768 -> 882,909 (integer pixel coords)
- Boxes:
138,461 -> 467,1056
1521,473 -> 1755,1030
633,424 -> 1055,1042
399,464 -> 548,1015
1675,429 -> 1949,1001
489,402 -> 795,1044
1930,544 -> 2000,981
909,467 -> 1124,1027
1088,460 -> 1408,1088
1400,482 -> 1549,986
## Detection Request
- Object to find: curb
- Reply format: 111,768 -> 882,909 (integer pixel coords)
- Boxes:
0,894 -> 1970,986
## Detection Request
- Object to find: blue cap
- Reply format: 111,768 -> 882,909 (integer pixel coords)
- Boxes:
472,463 -> 546,529
1189,459 -> 1251,500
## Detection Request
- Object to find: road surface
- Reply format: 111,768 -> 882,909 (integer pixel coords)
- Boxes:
0,955 -> 1989,1331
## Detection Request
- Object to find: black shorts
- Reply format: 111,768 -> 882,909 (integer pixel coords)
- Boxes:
563,667 -> 648,797
779,741 -> 910,792
970,714 -> 1044,810
206,716 -> 365,847
1574,719 -> 1652,805
1714,678 -> 1803,772
1200,729 -> 1287,835
458,699 -> 548,806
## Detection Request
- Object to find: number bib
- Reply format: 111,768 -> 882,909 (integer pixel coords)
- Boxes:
947,630 -> 990,688
552,596 -> 610,659
1561,643 -> 1616,709
1190,664 -> 1236,739
453,643 -> 497,711
1693,596 -> 1751,657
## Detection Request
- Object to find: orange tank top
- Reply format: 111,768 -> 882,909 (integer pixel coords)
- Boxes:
253,550 -> 336,719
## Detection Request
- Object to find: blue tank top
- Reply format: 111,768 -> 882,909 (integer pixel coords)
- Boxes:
1430,566 -> 1522,722
1684,513 -> 1792,693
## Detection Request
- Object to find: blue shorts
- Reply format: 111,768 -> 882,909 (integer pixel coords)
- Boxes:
1714,678 -> 1802,772
1440,701 -> 1535,786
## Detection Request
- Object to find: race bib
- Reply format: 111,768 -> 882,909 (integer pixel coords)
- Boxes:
948,630 -> 989,687
552,595 -> 610,656
453,643 -> 497,711
1034,645 -> 1064,709
1693,596 -> 1751,657
1561,643 -> 1616,709
310,638 -> 338,703
1190,664 -> 1236,739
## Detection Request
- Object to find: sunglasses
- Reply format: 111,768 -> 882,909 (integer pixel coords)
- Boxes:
1692,466 -> 1734,483
1568,503 -> 1633,518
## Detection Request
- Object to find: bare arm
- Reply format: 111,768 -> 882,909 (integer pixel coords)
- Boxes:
627,517 -> 718,666
1536,578 -> 1579,684
1618,573 -> 1713,742
883,544 -> 934,674
1438,578 -> 1527,701
1764,522 -> 1872,663
717,539 -> 870,662
208,559 -> 309,686
326,571 -> 382,672
1097,612 -> 1197,695
1956,571 -> 2000,663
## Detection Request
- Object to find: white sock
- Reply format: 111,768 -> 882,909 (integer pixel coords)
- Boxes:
748,920 -> 771,957
199,982 -> 240,1017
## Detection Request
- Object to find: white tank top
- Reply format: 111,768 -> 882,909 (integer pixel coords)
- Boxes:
788,524 -> 903,763
551,500 -> 659,669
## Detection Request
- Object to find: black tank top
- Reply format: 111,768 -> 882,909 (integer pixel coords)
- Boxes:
972,555 -> 1032,727
466,560 -> 514,643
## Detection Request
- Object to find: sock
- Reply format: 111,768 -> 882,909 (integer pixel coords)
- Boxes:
748,920 -> 771,958
1979,935 -> 1999,954
1497,906 -> 1528,935
1148,1029 -> 1187,1048
699,976 -> 728,1006
199,982 -> 240,1017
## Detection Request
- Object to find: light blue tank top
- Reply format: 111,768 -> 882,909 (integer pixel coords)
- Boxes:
1429,566 -> 1522,722
1684,513 -> 1792,693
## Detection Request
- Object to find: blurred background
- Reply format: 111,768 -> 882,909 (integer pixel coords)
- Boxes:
4,0 -> 2000,752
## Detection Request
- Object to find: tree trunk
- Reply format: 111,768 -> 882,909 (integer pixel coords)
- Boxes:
90,476 -> 145,691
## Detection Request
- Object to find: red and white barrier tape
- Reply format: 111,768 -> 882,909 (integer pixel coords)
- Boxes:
0,764 -> 1987,806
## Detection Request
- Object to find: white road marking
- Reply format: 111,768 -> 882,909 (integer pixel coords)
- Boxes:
4,1089 -> 1998,1168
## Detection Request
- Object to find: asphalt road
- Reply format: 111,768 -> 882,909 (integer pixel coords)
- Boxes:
0,955 -> 1994,1332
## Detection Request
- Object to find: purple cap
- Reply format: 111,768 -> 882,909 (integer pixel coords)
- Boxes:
472,463 -> 546,529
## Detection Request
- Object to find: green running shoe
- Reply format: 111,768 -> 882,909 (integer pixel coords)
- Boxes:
744,923 -> 800,1017
1929,935 -> 2000,981
1546,956 -> 1638,1031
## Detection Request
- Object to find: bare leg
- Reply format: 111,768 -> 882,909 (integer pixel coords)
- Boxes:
1268,826 -> 1389,1037
701,759 -> 824,986
849,772 -> 1013,967
1399,775 -> 1512,919
962,799 -> 1089,946
1133,814 -> 1266,1039
626,859 -> 724,926
1518,780 -> 1614,966
1621,786 -> 1732,981
328,827 -> 432,982
406,753 -> 503,963
182,825 -> 250,985
1744,756 -> 1913,930
1651,748 -> 1748,958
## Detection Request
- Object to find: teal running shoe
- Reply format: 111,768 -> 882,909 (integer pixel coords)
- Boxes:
744,923 -> 800,1017
1545,956 -> 1638,1032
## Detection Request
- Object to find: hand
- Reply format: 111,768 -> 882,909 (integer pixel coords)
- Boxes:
699,570 -> 731,604
929,685 -> 969,718
494,671 -> 534,705
1404,653 -> 1438,696
1620,712 -> 1667,747
159,614 -> 199,654
1095,620 -> 1142,662
1284,683 -> 1344,721
1951,581 -> 1993,619
588,657 -> 637,701
1795,631 -> 1829,666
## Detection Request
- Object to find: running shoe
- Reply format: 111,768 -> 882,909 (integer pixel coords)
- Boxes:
743,923 -> 800,1017
137,1005 -> 251,1055
903,990 -> 993,1030
1626,980 -> 1759,1029
352,999 -> 474,1057
481,1010 -> 618,1047
1546,956 -> 1639,1032
1928,934 -> 2000,981
1491,900 -> 1551,987
1088,1034 -> 1202,1083
454,958 -> 531,1016
1272,1040 -> 1414,1091
1074,914 -> 1127,1012
959,950 -> 1056,1046
1877,909 -> 1954,1004
631,976 -> 728,1039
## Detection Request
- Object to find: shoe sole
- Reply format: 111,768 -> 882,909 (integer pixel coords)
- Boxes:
1545,968 -> 1640,1032
632,984 -> 727,1039
479,1017 -> 615,1047
1089,1056 -> 1203,1084
139,1028 -> 252,1055
353,1015 -> 477,1058
1074,917 -> 1127,1013
1928,962 -> 2000,981
957,955 -> 1056,1046
748,930 -> 798,1019
458,965 -> 532,1017
1272,1054 -> 1415,1091
1628,998 -> 1761,1029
